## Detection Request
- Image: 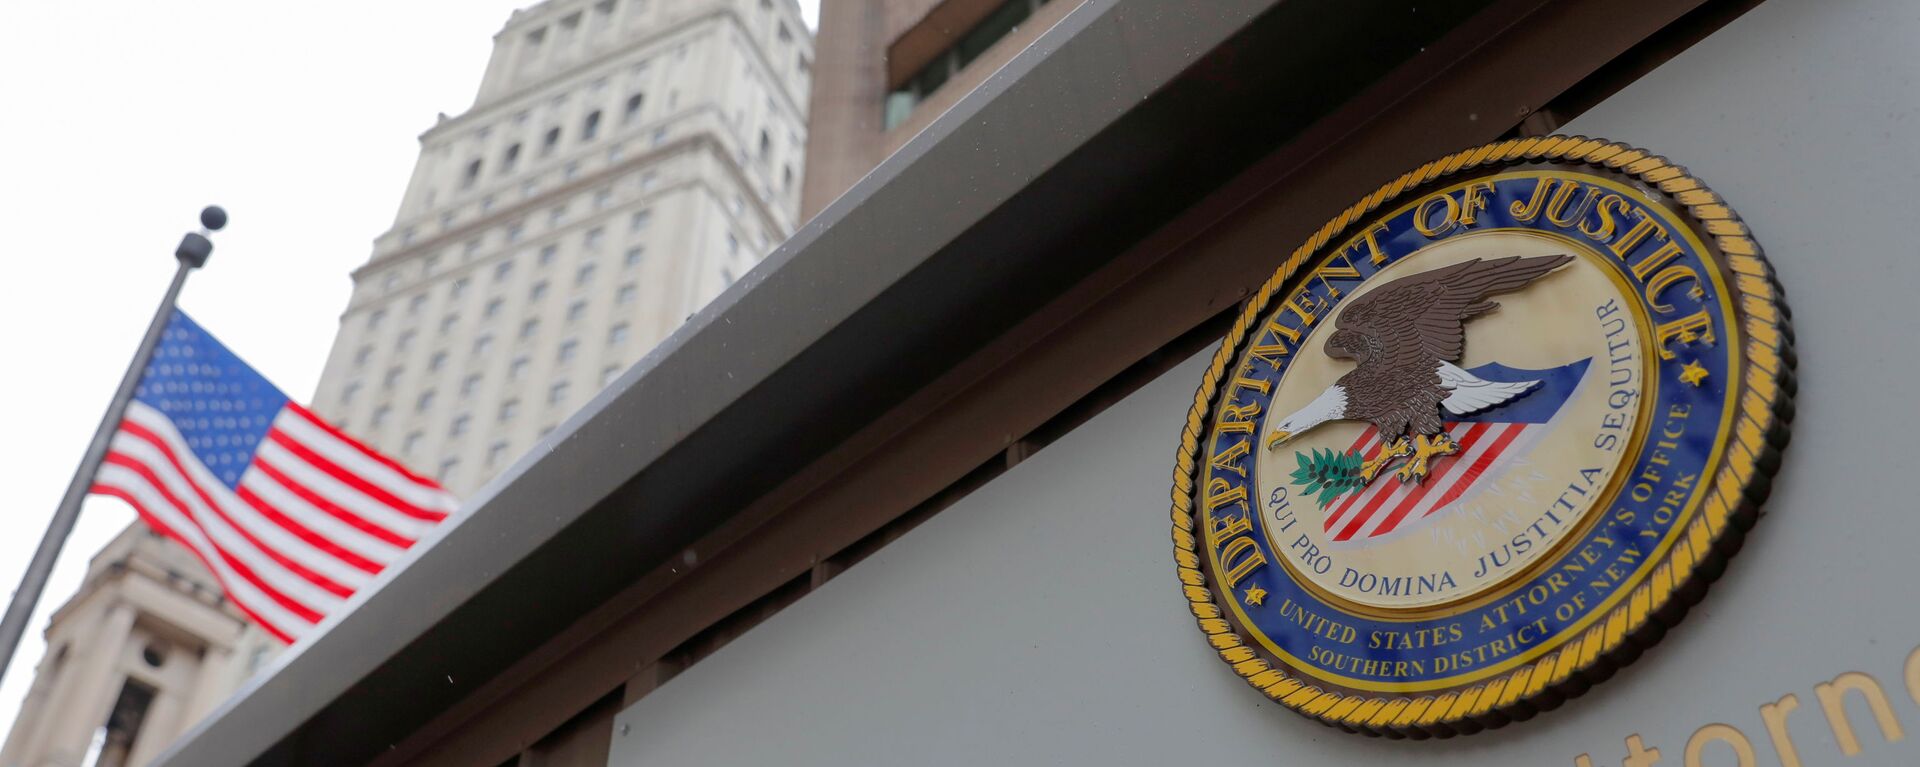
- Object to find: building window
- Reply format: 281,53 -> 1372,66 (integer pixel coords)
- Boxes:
584,227 -> 604,251
373,405 -> 391,428
417,389 -> 436,413
499,399 -> 520,422
629,209 -> 651,232
624,247 -> 644,268
616,283 -> 637,304
397,330 -> 415,351
502,143 -> 521,174
624,93 -> 645,123
549,205 -> 567,226
341,382 -> 361,405
368,309 -> 386,330
608,323 -> 629,345
353,345 -> 372,367
404,431 -> 423,455
564,161 -> 580,181
542,127 -> 561,157
539,245 -> 558,266
409,294 -> 428,315
576,262 -> 597,285
506,222 -> 525,243
438,457 -> 459,481
520,318 -> 540,340
557,339 -> 578,363
883,0 -> 1038,130
429,351 -> 448,371
488,441 -> 511,467
495,259 -> 514,281
462,373 -> 482,396
440,314 -> 459,334
783,164 -> 794,193
601,365 -> 622,385
758,130 -> 772,161
594,188 -> 612,209
462,159 -> 482,189
582,110 -> 603,141
726,233 -> 739,257
567,300 -> 587,323
450,414 -> 470,436
384,367 -> 403,388
777,21 -> 792,43
549,380 -> 571,404
485,298 -> 505,318
530,280 -> 550,301
452,277 -> 471,298
510,356 -> 530,380
474,334 -> 494,355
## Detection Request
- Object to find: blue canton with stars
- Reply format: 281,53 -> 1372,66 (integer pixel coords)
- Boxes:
132,310 -> 290,489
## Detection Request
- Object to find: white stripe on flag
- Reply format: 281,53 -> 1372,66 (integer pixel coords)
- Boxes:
1352,423 -> 1512,540
254,439 -> 437,540
105,434 -> 347,614
1339,423 -> 1475,541
239,468 -> 407,566
273,410 -> 458,514
94,464 -> 314,640
120,404 -> 376,590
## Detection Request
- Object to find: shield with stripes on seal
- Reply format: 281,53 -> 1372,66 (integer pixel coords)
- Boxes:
1313,358 -> 1589,543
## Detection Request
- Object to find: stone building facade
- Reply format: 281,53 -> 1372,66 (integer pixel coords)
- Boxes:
313,0 -> 812,495
0,527 -> 278,767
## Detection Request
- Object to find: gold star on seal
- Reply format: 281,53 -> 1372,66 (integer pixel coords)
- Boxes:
1243,585 -> 1268,606
1679,360 -> 1710,387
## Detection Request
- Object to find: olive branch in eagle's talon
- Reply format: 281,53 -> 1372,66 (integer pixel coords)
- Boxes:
1290,448 -> 1368,509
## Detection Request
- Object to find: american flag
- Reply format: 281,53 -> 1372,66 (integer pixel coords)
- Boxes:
1317,359 -> 1589,543
88,310 -> 458,643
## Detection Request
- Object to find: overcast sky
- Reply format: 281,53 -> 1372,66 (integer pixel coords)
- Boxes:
0,0 -> 818,740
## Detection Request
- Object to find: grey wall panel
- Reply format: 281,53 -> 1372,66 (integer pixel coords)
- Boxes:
611,0 -> 1920,764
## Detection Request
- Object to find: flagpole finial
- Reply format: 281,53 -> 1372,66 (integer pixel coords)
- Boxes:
176,205 -> 225,269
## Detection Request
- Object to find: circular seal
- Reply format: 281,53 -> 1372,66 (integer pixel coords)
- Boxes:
1170,136 -> 1794,736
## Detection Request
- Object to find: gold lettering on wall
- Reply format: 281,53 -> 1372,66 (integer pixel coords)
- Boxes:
1684,723 -> 1756,767
1813,671 -> 1906,756
1758,693 -> 1802,767
1572,643 -> 1920,766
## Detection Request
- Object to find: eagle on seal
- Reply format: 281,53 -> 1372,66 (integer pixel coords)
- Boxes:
1265,254 -> 1573,484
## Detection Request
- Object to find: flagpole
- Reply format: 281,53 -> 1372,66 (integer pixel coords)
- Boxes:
0,206 -> 227,687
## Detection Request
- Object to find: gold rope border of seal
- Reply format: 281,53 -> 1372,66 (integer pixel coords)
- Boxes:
1168,135 -> 1795,737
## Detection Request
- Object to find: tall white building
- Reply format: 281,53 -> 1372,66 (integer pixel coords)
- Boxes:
313,0 -> 813,495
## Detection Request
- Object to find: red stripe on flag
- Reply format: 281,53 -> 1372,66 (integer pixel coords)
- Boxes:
1368,423 -> 1494,539
1319,426 -> 1381,531
284,403 -> 448,494
263,429 -> 448,523
1424,422 -> 1528,512
1334,457 -> 1411,541
97,452 -> 324,625
90,483 -> 301,644
113,422 -> 358,597
232,485 -> 387,575
251,454 -> 417,548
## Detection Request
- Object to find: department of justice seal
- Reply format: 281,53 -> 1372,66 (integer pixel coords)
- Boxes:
1170,136 -> 1794,736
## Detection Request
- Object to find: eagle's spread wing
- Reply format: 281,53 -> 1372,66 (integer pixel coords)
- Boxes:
1335,254 -> 1573,364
